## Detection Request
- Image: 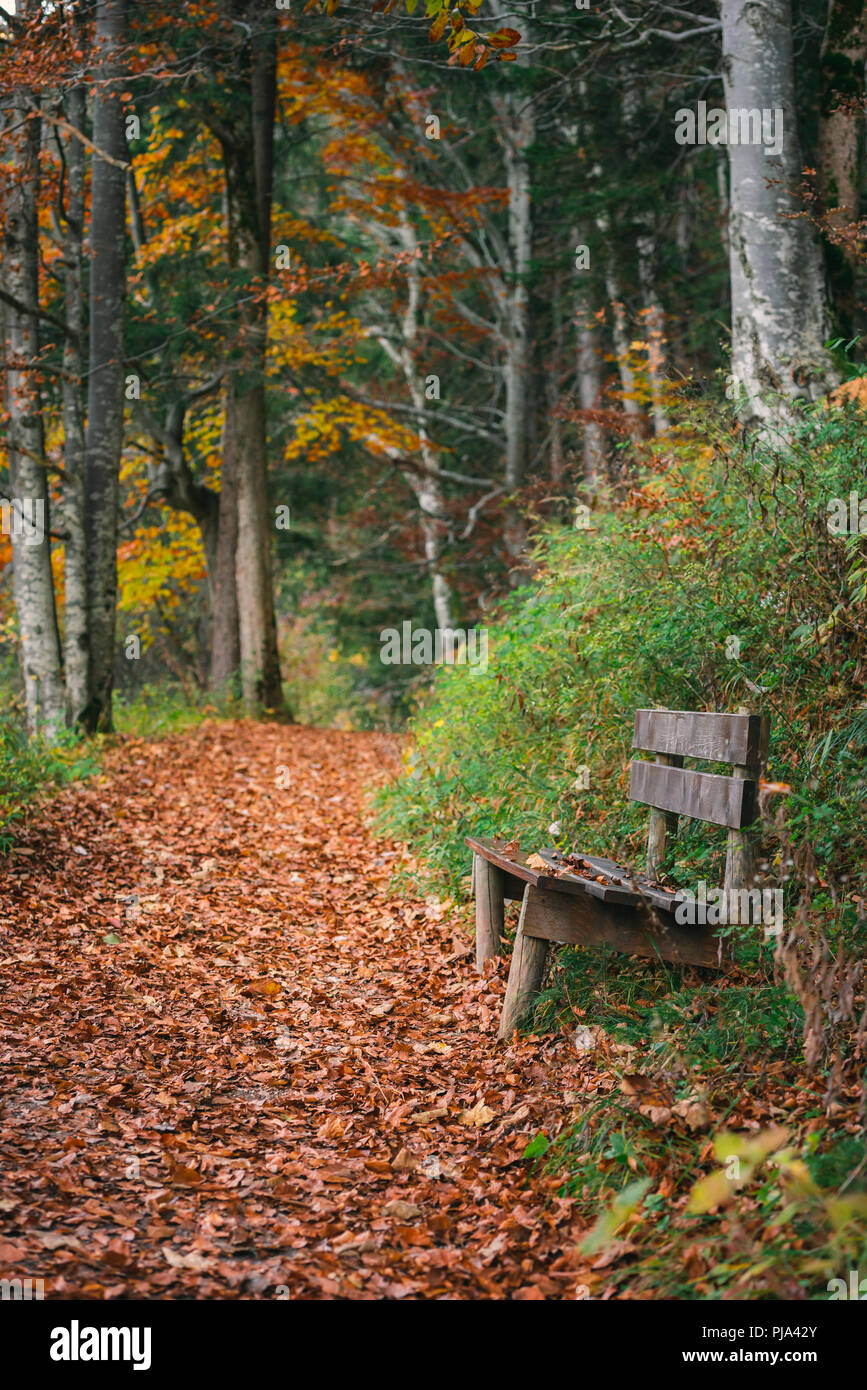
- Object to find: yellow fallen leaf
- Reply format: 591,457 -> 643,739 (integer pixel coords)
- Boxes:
391,1148 -> 417,1172
246,978 -> 281,997
382,1199 -> 421,1220
459,1100 -> 496,1127
162,1246 -> 212,1272
411,1107 -> 448,1125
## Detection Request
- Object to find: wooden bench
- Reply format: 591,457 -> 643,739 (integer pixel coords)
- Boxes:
468,707 -> 769,1039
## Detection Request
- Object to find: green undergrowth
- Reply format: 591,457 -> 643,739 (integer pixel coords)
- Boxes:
0,720 -> 99,850
376,402 -> 867,905
111,681 -> 235,738
376,399 -> 867,1297
518,948 -> 866,1299
0,683 -> 230,847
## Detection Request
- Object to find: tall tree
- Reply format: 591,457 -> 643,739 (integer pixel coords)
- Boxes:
82,0 -> 128,731
721,0 -> 837,420
2,7 -> 65,738
818,0 -> 867,338
207,0 -> 286,715
56,64 -> 89,726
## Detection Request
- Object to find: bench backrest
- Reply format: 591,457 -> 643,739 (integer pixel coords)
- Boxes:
630,708 -> 769,889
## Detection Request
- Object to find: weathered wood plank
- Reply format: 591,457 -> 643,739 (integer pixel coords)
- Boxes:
466,836 -> 543,886
630,760 -> 757,829
646,752 -> 683,879
467,836 -> 645,906
520,885 -> 725,969
537,849 -> 645,907
633,709 -> 768,767
474,854 -> 504,970
503,872 -> 528,902
567,853 -> 681,915
725,708 -> 758,893
497,887 -> 550,1039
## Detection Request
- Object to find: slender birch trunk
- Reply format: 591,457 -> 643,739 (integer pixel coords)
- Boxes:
2,75 -> 65,738
637,223 -> 669,436
721,0 -> 838,420
576,308 -> 606,491
499,83 -> 534,566
597,216 -> 645,439
489,11 -> 535,571
547,271 -> 566,485
58,81 -> 89,726
82,0 -> 128,731
210,390 -> 241,693
391,214 -> 454,632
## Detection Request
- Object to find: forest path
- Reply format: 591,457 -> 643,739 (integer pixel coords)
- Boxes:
0,721 -> 597,1300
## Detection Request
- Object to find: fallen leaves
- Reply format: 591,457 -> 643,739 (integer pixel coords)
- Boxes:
0,722 -> 595,1300
382,1199 -> 421,1220
459,1100 -> 496,1127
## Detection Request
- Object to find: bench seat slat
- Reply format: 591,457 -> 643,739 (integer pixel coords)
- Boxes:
465,836 -> 679,913
630,760 -> 757,829
465,836 -> 641,905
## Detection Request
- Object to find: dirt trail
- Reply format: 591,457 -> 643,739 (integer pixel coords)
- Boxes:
0,722 -> 594,1299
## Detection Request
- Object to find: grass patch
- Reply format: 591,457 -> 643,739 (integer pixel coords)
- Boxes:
0,722 -> 99,850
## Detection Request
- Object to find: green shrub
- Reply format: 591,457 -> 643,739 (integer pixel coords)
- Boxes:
377,402 -> 867,911
0,719 -> 99,849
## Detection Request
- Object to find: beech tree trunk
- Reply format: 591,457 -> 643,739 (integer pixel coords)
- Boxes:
216,2 -> 286,716
818,0 -> 867,338
58,80 -> 89,726
380,213 -> 454,632
210,391 -> 242,693
576,307 -> 606,490
637,222 -> 669,436
82,0 -> 128,731
2,74 -> 65,738
489,12 -> 535,574
721,0 -> 838,420
498,83 -> 534,569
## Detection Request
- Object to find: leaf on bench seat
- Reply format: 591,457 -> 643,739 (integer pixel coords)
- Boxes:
525,852 -> 554,873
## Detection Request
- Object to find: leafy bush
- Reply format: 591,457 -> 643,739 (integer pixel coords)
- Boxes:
378,401 -> 867,912
0,718 -> 98,849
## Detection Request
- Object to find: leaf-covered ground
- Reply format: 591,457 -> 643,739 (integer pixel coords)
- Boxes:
0,721 -> 599,1300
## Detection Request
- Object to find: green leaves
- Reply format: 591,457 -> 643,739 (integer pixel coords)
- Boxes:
686,1127 -> 790,1216
580,1177 -> 652,1256
523,1132 -> 550,1160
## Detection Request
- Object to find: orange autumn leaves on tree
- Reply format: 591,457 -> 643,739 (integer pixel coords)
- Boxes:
305,0 -> 521,69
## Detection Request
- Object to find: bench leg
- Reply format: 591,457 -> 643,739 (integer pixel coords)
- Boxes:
497,886 -> 549,1039
474,853 -> 505,970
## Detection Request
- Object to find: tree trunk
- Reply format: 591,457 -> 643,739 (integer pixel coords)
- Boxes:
2,75 -> 65,739
58,81 -> 89,727
210,391 -> 242,693
547,271 -> 566,485
500,84 -> 534,570
490,20 -> 535,575
721,0 -> 838,420
818,0 -> 867,338
637,222 -> 669,436
218,4 -> 286,717
389,213 -> 454,631
601,241 -> 645,439
576,306 -> 606,490
82,0 -> 128,732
